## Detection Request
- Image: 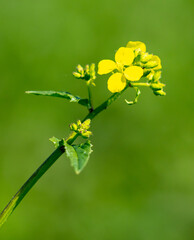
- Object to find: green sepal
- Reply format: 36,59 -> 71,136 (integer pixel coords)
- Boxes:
25,91 -> 89,107
64,140 -> 93,174
125,87 -> 141,105
143,70 -> 151,77
49,137 -> 64,148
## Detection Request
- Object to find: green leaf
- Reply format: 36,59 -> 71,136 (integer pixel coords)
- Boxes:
25,90 -> 89,107
64,142 -> 78,171
64,141 -> 93,174
49,137 -> 61,148
125,87 -> 141,105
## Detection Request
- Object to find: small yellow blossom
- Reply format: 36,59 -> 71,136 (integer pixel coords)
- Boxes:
98,47 -> 143,93
70,119 -> 92,139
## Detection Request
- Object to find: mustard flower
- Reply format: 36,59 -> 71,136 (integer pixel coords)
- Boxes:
98,47 -> 143,93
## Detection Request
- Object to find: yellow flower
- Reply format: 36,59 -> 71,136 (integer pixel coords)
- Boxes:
98,47 -> 143,93
126,41 -> 162,70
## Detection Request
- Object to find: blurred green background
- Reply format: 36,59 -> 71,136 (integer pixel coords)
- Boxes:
0,0 -> 193,239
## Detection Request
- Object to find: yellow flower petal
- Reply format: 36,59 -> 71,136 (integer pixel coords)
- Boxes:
107,73 -> 126,93
124,66 -> 143,81
151,55 -> 162,70
98,60 -> 117,75
126,41 -> 146,52
115,47 -> 134,66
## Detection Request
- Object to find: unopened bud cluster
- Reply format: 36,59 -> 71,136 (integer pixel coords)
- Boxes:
133,50 -> 166,96
73,64 -> 96,85
70,119 -> 92,139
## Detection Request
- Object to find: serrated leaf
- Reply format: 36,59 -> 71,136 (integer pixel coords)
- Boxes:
64,141 -> 93,174
73,142 -> 92,173
25,90 -> 89,107
64,142 -> 78,171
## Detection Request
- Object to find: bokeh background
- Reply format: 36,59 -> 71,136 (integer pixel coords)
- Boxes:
0,0 -> 194,239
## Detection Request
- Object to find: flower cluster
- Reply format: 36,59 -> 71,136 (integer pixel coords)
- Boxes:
98,41 -> 165,96
70,119 -> 92,139
73,64 -> 96,86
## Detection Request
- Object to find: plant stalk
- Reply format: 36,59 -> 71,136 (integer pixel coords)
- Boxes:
0,146 -> 65,228
87,83 -> 94,113
0,84 -> 129,228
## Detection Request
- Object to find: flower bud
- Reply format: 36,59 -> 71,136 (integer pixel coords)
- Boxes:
140,52 -> 153,63
77,64 -> 84,74
70,123 -> 78,131
151,82 -> 165,90
146,70 -> 155,80
152,55 -> 162,70
82,119 -> 91,130
153,71 -> 161,82
73,72 -> 81,79
134,49 -> 141,57
73,63 -> 96,83
82,131 -> 92,138
77,120 -> 81,126
85,64 -> 90,75
143,69 -> 151,77
90,63 -> 96,80
153,89 -> 166,96
84,64 -> 91,80
144,60 -> 158,68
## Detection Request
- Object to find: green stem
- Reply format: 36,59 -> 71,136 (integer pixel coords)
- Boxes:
0,84 -> 129,228
87,83 -> 93,113
84,84 -> 129,121
131,82 -> 150,87
0,146 -> 65,228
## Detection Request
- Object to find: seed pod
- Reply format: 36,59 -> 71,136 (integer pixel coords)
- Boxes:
72,72 -> 81,79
